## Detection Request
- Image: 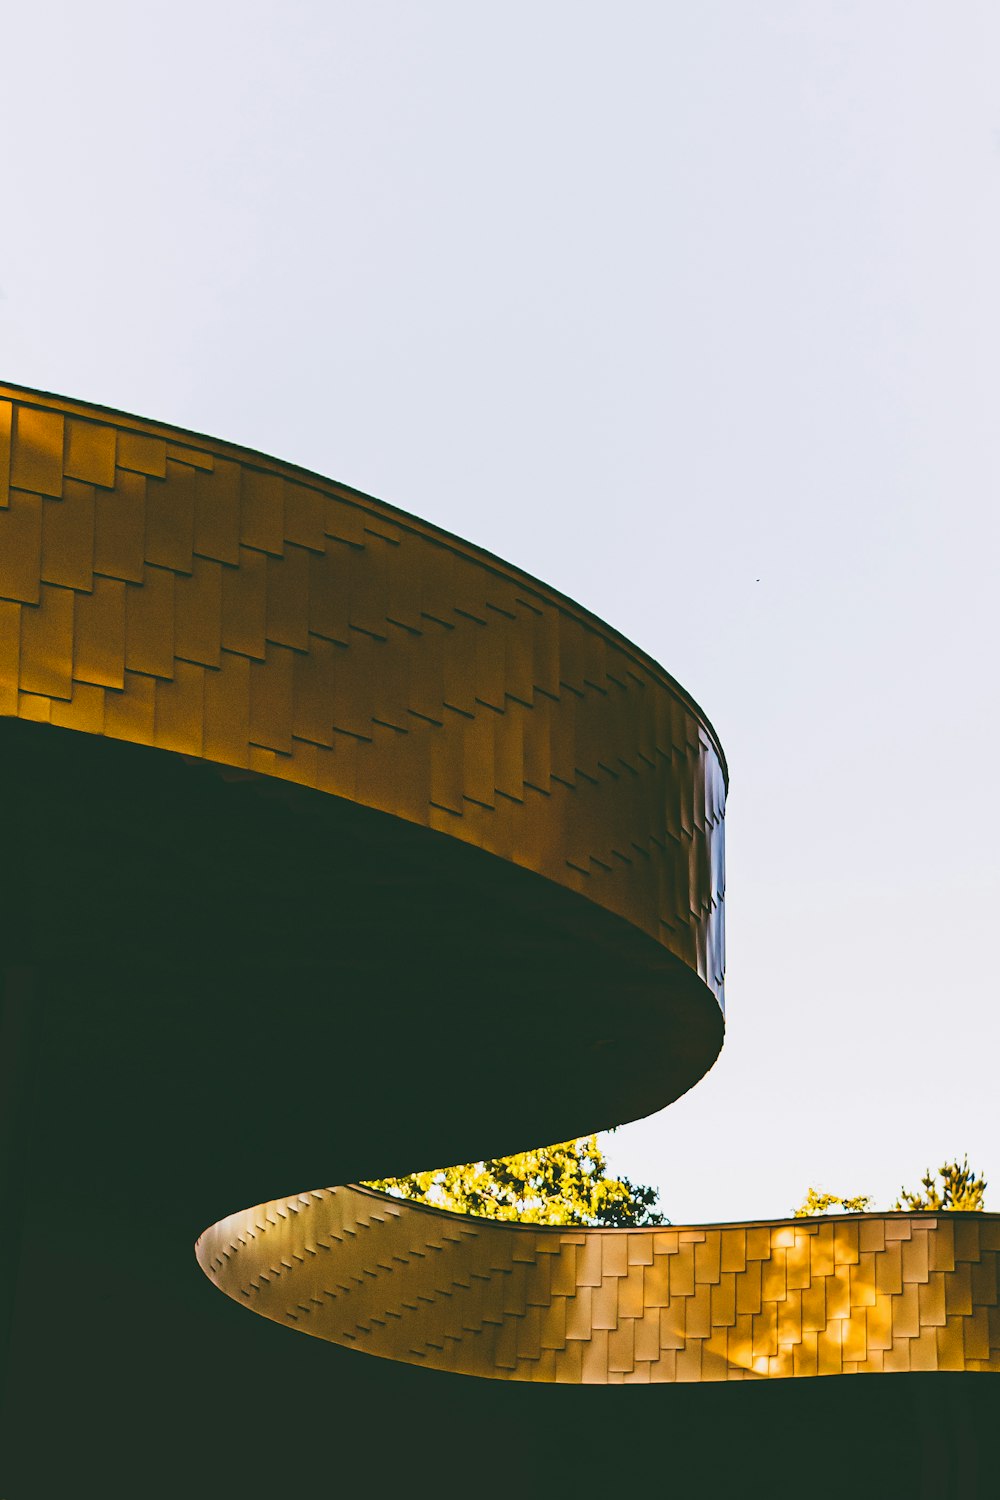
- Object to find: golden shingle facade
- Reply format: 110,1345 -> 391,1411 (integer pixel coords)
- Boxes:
198,1187 -> 1000,1382
0,384 -> 725,1002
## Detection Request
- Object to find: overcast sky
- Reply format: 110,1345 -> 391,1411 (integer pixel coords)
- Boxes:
2,1 -> 997,1223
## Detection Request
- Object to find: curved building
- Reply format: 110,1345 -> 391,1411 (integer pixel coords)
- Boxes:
0,383 -> 995,1495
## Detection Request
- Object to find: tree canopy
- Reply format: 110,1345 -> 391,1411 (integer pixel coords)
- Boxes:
892,1155 -> 987,1212
794,1188 -> 874,1218
363,1134 -> 667,1227
793,1156 -> 987,1217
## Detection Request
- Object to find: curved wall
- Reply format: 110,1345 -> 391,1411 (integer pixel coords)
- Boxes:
199,1186 -> 1000,1382
0,384 -> 726,1003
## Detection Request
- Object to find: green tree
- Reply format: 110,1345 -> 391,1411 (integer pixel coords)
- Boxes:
363,1134 -> 667,1226
793,1156 -> 988,1217
892,1155 -> 987,1212
793,1187 -> 873,1218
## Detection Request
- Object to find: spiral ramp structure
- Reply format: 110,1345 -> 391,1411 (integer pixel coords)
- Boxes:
0,383 -> 996,1496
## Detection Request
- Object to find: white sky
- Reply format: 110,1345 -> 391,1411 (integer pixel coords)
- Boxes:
2,2 -> 997,1223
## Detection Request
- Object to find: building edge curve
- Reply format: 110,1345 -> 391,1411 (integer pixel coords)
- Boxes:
198,1186 -> 1000,1383
0,380 -> 726,1004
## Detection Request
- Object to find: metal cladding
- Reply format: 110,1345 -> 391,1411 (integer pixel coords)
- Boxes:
0,385 -> 726,1002
198,1189 -> 1000,1382
1,383 -> 997,1399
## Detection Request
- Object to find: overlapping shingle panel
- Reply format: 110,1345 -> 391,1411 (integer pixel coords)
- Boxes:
197,1189 -> 1000,1384
0,385 -> 726,1002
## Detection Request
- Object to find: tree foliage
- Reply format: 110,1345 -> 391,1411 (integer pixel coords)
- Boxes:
793,1156 -> 987,1217
794,1187 -> 874,1218
892,1155 -> 987,1212
363,1134 -> 667,1227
